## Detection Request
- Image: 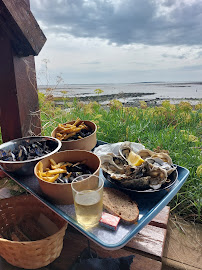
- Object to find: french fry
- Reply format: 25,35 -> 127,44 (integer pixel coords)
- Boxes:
50,159 -> 57,166
38,161 -> 43,173
56,132 -> 63,138
51,162 -> 65,170
63,132 -> 76,140
67,172 -> 72,178
73,117 -> 81,126
72,160 -> 86,167
46,168 -> 67,176
59,162 -> 73,170
41,172 -> 49,177
38,171 -> 43,179
59,128 -> 73,134
62,162 -> 73,167
43,174 -> 60,183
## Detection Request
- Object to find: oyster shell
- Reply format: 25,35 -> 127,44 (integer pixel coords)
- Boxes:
137,149 -> 155,159
100,153 -> 128,175
119,141 -> 145,166
146,157 -> 176,175
101,141 -> 177,191
103,161 -> 152,189
150,152 -> 172,165
147,164 -> 167,189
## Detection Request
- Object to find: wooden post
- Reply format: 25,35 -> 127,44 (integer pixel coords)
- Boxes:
0,0 -> 46,142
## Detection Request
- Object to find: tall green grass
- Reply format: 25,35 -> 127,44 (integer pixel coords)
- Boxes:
39,95 -> 202,223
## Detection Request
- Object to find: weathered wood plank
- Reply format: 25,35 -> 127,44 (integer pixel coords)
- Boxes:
0,0 -> 46,56
0,30 -> 41,141
50,231 -> 162,270
126,224 -> 167,258
149,206 -> 170,229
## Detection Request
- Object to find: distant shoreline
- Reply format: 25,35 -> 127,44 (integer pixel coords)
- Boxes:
53,92 -> 201,107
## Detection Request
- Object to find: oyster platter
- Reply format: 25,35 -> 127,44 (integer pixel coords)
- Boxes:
94,141 -> 178,192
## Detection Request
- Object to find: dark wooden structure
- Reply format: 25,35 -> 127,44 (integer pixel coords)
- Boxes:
0,0 -> 46,142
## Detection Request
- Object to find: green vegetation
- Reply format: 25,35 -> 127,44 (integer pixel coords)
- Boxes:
39,94 -> 202,223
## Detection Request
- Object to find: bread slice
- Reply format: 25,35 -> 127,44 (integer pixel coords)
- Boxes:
103,187 -> 139,224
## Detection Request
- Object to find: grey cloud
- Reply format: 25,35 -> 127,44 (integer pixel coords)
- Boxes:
162,0 -> 176,7
181,64 -> 202,71
162,53 -> 187,59
31,0 -> 202,46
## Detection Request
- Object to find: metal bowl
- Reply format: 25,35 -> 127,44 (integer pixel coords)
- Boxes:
0,136 -> 61,175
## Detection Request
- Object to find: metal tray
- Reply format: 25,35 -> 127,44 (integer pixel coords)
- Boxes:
0,141 -> 190,250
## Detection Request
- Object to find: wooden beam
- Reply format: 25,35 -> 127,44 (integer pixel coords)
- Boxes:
0,30 -> 41,142
0,0 -> 46,56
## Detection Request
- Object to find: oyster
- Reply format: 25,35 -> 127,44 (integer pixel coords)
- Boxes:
149,152 -> 172,165
147,164 -> 167,189
101,141 -> 177,190
100,153 -> 128,175
137,149 -> 172,165
146,157 -> 176,175
137,149 -> 155,159
119,141 -> 144,166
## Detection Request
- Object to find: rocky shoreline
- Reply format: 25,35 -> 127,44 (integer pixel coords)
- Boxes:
54,92 -> 201,107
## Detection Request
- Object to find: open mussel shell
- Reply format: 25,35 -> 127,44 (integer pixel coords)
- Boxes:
103,168 -> 178,192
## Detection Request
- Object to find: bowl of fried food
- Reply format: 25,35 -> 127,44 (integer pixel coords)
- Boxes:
51,118 -> 97,151
34,150 -> 101,204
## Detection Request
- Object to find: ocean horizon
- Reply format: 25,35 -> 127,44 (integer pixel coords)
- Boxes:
38,81 -> 202,106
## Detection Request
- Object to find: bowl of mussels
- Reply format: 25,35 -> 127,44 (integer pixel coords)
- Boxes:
34,150 -> 101,204
0,136 -> 62,175
51,118 -> 97,151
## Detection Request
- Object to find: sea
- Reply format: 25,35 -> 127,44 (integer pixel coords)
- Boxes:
38,82 -> 202,106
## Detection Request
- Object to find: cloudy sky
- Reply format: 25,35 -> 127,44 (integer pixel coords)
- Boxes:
30,0 -> 202,85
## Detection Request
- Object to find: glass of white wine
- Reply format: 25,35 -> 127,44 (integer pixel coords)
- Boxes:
71,174 -> 104,228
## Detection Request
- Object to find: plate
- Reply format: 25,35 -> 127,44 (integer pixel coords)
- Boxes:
102,167 -> 178,192
95,141 -> 178,192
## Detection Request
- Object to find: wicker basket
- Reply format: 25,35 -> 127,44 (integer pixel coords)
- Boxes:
0,194 -> 68,269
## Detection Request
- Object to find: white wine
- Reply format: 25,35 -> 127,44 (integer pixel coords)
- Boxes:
74,190 -> 103,227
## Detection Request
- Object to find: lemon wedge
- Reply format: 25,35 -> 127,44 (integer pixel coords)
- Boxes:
127,151 -> 144,166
